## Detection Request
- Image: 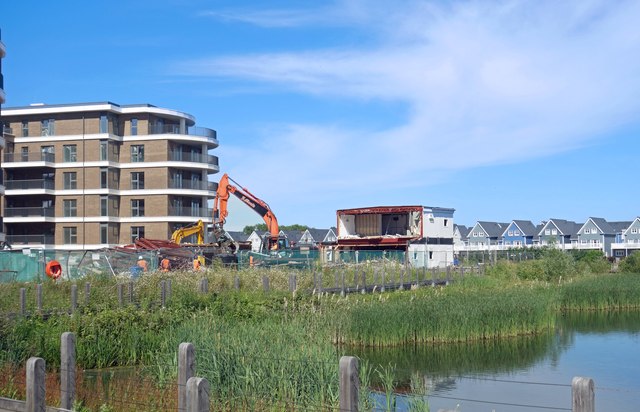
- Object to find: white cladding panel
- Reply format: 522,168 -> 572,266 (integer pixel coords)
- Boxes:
423,212 -> 453,239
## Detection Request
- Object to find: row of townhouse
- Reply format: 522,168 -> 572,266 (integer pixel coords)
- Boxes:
224,228 -> 338,253
454,217 -> 640,258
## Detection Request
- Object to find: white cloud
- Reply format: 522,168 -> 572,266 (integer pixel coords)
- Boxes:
188,0 -> 640,198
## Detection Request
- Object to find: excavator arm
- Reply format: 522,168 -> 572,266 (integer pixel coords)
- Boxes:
213,173 -> 280,249
171,220 -> 205,244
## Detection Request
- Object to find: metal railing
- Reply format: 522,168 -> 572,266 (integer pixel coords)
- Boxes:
4,206 -> 55,217
149,124 -> 217,143
168,179 -> 216,191
168,206 -> 213,218
5,179 -> 55,190
5,234 -> 55,244
169,152 -> 219,166
4,152 -> 56,163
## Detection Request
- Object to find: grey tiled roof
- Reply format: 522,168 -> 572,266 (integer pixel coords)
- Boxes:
477,221 -> 509,238
454,224 -> 471,240
226,231 -> 249,242
511,220 -> 537,236
589,217 -> 615,234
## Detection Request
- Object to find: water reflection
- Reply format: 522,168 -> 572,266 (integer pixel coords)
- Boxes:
349,311 -> 640,411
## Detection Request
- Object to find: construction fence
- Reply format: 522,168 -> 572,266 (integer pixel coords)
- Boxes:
0,249 -> 159,283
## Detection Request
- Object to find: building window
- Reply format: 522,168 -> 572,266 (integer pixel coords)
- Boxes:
584,228 -> 590,234
63,145 -> 77,162
64,227 -> 77,244
100,141 -> 108,161
444,219 -> 448,227
21,121 -> 29,137
632,228 -> 638,234
131,226 -> 145,242
63,199 -> 77,217
63,172 -> 77,189
100,115 -> 108,133
21,146 -> 29,161
131,172 -> 145,189
131,199 -> 145,217
41,119 -> 55,136
551,229 -> 558,235
131,118 -> 138,136
514,230 -> 520,236
508,231 -> 513,236
100,196 -> 108,216
544,229 -> 551,235
100,168 -> 108,189
131,145 -> 144,162
100,223 -> 108,244
41,145 -> 54,162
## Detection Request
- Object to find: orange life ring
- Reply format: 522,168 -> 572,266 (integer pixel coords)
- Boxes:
45,260 -> 62,280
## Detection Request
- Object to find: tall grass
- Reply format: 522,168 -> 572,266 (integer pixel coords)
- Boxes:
559,273 -> 640,310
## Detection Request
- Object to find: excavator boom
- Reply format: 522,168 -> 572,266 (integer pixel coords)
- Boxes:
213,173 -> 280,250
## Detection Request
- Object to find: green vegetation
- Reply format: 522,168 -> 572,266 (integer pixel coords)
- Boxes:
0,258 -> 638,411
242,223 -> 310,234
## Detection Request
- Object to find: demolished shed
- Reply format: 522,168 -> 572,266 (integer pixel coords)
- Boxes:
334,205 -> 455,268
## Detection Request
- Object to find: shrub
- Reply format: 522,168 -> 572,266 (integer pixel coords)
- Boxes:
619,252 -> 640,273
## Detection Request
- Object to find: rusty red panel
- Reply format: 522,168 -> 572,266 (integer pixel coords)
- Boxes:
336,206 -> 423,215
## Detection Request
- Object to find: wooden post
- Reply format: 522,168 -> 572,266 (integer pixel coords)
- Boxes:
178,343 -> 196,412
167,279 -> 173,301
431,267 -> 436,286
84,282 -> 90,306
341,271 -> 346,296
399,270 -> 404,291
26,357 -> 45,412
334,271 -> 340,289
262,275 -> 270,292
234,275 -> 240,290
186,377 -> 210,412
289,274 -> 297,292
199,278 -> 208,294
36,284 -> 43,312
117,284 -> 124,307
318,271 -> 323,293
361,271 -> 367,294
339,356 -> 359,412
446,266 -> 451,285
128,281 -> 134,304
381,271 -> 385,293
572,377 -> 595,412
60,332 -> 76,410
20,287 -> 26,316
71,284 -> 77,314
160,280 -> 166,308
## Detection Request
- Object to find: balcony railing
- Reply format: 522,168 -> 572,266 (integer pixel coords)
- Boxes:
5,179 -> 55,190
149,124 -> 217,143
5,234 -> 55,245
4,207 -> 55,217
168,206 -> 213,218
4,152 -> 56,163
2,126 -> 13,137
168,179 -> 216,191
169,152 -> 219,166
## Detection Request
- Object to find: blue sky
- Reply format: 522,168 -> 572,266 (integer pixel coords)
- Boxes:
2,0 -> 640,231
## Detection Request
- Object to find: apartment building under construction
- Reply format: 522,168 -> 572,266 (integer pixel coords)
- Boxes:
1,101 -> 219,250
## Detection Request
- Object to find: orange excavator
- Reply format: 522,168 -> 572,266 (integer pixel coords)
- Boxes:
212,173 -> 289,255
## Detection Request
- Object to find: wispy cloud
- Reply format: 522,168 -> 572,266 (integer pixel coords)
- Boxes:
185,0 -> 640,199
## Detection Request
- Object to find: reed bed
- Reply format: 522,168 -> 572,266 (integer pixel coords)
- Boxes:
325,283 -> 557,346
559,273 -> 640,310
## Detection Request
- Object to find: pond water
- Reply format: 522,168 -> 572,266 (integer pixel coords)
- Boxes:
351,311 -> 640,411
